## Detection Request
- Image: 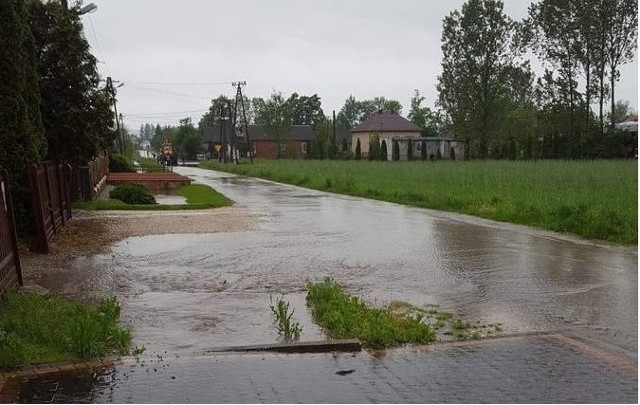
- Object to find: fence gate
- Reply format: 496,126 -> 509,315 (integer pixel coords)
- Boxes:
0,169 -> 23,294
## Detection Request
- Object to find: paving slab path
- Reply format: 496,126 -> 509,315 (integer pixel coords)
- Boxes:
5,334 -> 637,403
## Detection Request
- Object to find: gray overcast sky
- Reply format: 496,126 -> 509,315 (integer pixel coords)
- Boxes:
82,0 -> 638,129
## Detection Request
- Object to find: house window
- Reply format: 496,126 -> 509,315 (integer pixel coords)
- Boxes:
301,142 -> 308,154
279,143 -> 287,153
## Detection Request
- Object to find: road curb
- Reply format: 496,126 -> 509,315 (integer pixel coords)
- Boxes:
203,339 -> 362,354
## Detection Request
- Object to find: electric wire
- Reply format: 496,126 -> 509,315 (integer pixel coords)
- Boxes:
126,80 -> 234,86
125,84 -> 213,100
124,109 -> 208,117
87,15 -> 112,78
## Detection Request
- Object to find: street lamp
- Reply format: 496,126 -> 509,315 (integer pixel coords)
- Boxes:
79,3 -> 97,15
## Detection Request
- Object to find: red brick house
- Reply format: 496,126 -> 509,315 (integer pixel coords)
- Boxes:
202,125 -> 315,159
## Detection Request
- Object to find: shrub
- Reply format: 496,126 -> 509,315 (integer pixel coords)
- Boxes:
109,153 -> 134,173
109,182 -> 156,205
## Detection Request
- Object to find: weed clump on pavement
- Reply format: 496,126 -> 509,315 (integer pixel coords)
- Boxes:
306,278 -> 436,349
386,301 -> 503,341
269,295 -> 302,341
0,290 -> 132,368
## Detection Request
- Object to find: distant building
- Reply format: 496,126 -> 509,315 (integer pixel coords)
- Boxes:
614,115 -> 638,158
351,110 -> 464,161
202,125 -> 315,159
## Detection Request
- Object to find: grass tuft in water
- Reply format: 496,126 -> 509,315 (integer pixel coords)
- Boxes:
269,295 -> 302,341
306,278 -> 436,349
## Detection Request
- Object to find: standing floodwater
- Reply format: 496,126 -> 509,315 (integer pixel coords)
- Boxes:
70,166 -> 637,356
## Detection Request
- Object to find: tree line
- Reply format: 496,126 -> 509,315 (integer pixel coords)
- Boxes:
438,0 -> 637,159
1,0 -> 114,236
144,0 -> 637,162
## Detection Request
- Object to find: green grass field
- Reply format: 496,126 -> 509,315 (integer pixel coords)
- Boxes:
200,159 -> 637,245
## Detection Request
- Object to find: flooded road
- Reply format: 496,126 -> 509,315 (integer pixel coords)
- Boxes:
77,166 -> 636,356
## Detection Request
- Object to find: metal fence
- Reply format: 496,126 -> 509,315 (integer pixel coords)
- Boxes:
0,169 -> 23,294
29,162 -> 73,253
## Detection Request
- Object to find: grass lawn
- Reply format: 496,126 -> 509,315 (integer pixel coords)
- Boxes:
0,291 -> 132,368
200,159 -> 637,244
73,184 -> 233,211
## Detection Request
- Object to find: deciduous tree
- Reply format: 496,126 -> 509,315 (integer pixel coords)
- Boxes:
29,0 -> 113,165
337,95 -> 403,130
437,0 -> 529,159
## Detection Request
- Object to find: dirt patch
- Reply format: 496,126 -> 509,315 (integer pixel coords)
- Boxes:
19,205 -> 261,299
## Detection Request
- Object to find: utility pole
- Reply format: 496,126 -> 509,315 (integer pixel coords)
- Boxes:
232,81 -> 253,164
106,77 -> 123,154
218,103 -> 225,163
332,110 -> 337,159
119,113 -> 125,154
227,99 -> 237,164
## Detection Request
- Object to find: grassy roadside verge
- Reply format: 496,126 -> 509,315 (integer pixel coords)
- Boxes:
200,159 -> 637,245
0,290 -> 133,368
73,184 -> 233,211
306,279 -> 436,349
305,279 -> 502,348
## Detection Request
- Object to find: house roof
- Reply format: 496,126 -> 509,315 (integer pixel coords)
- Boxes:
351,110 -> 422,133
202,124 -> 315,142
615,120 -> 638,133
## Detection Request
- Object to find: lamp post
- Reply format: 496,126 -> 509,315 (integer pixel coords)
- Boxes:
79,3 -> 97,15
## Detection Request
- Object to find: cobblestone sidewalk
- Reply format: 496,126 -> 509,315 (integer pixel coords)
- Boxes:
4,334 -> 638,403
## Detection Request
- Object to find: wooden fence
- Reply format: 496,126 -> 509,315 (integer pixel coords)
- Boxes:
81,151 -> 109,201
29,162 -> 73,253
0,169 -> 23,294
0,153 -> 101,294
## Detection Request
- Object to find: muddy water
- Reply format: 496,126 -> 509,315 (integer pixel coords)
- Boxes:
74,166 -> 637,356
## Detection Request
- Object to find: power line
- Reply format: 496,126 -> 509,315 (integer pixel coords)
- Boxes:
86,15 -> 112,77
125,84 -> 212,100
125,80 -> 233,86
124,109 -> 208,117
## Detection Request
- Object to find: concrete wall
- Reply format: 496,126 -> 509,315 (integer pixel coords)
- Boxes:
411,140 -> 465,161
351,131 -> 421,159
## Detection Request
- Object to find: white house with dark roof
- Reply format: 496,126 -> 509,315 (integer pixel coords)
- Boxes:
350,110 -> 464,161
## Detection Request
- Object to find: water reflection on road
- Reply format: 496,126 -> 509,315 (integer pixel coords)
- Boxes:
93,167 -> 636,355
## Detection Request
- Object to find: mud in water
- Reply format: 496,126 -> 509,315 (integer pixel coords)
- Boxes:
20,167 -> 637,358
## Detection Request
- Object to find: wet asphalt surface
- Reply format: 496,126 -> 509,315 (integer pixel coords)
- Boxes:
6,166 -> 638,402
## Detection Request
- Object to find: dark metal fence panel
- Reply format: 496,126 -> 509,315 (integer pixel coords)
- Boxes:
29,161 -> 75,253
45,162 -> 64,231
0,169 -> 23,294
29,164 -> 53,253
61,164 -> 73,220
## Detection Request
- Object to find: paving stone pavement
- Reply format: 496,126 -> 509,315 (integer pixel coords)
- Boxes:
6,334 -> 638,403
